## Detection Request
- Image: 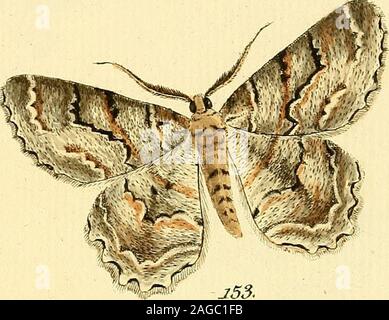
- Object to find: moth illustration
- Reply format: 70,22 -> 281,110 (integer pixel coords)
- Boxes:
1,0 -> 387,297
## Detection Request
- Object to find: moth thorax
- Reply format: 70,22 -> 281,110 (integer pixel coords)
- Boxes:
190,113 -> 228,166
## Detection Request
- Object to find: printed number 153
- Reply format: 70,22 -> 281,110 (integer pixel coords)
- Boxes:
218,284 -> 255,300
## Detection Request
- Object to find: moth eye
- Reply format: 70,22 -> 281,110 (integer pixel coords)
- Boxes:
204,97 -> 213,110
189,101 -> 196,113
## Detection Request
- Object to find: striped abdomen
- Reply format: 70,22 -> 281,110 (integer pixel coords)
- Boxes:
202,163 -> 242,238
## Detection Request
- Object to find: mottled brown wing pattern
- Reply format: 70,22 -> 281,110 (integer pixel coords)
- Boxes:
221,0 -> 387,136
231,129 -> 361,253
1,0 -> 386,297
1,75 -> 189,184
87,145 -> 204,295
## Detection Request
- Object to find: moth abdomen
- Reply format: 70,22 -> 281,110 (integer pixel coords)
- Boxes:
203,163 -> 242,238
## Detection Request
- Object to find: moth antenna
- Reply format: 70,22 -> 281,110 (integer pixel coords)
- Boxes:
205,22 -> 272,97
94,62 -> 192,102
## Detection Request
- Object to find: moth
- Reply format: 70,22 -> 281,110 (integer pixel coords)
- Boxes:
1,0 -> 387,297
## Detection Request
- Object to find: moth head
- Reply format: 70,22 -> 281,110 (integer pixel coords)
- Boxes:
190,94 -> 213,114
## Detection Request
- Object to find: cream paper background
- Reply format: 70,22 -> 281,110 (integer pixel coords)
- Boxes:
0,0 -> 388,299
